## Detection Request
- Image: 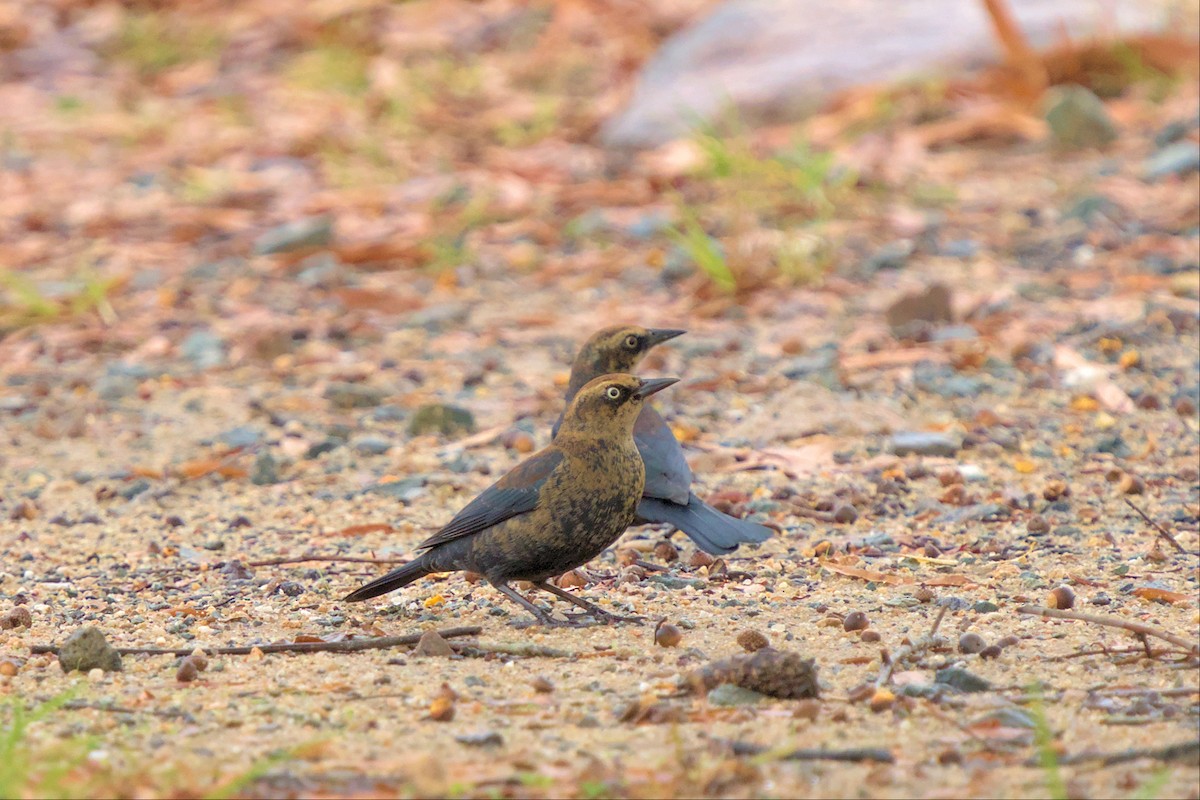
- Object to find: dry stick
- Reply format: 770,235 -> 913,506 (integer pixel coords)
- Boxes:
130,554 -> 411,575
245,554 -> 411,568
1046,740 -> 1199,767
1016,606 -> 1198,654
725,739 -> 894,764
1124,498 -> 1189,555
876,605 -> 948,688
31,626 -> 482,658
449,640 -> 581,659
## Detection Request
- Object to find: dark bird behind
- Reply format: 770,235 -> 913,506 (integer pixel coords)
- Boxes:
554,325 -> 772,555
344,374 -> 678,626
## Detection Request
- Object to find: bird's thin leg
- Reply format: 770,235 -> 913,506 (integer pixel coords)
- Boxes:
534,581 -> 645,625
491,582 -> 573,628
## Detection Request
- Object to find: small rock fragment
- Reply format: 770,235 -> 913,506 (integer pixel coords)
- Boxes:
408,404 -> 476,438
688,550 -> 714,568
654,621 -> 683,648
455,731 -> 503,747
1143,140 -> 1200,181
176,657 -> 200,682
530,675 -> 555,693
1117,473 -> 1145,495
958,632 -> 987,654
58,627 -> 122,673
860,629 -> 882,643
832,504 -> 858,524
889,431 -> 961,458
413,630 -> 455,657
254,215 -> 334,255
1027,515 -> 1050,535
935,667 -> 991,694
842,611 -> 869,632
1044,86 -> 1117,150
707,684 -> 768,706
653,541 -> 679,563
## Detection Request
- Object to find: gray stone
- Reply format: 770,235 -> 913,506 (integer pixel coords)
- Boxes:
351,435 -> 392,456
933,503 -> 1010,526
254,215 -> 334,255
707,683 -> 768,706
324,382 -> 388,409
409,404 -> 476,438
935,667 -> 991,693
455,730 -> 504,747
250,452 -> 280,485
889,431 -> 961,457
180,330 -> 226,370
602,0 -> 1161,148
58,626 -> 122,673
94,374 -> 136,401
363,476 -> 426,503
218,426 -> 262,448
1143,141 -> 1200,181
1044,86 -> 1117,150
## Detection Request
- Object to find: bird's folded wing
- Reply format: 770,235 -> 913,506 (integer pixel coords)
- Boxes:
635,405 -> 693,506
417,448 -> 563,550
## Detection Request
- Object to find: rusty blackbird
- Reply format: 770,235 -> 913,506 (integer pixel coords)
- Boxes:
344,374 -> 678,626
554,325 -> 772,555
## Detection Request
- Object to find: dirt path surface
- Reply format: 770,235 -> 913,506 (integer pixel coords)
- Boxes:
1,1 -> 1198,797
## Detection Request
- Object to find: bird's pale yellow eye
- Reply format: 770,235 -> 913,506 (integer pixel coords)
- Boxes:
624,335 -> 639,349
606,386 -> 622,400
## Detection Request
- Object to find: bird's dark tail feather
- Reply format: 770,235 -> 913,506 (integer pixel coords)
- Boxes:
637,492 -> 773,555
343,555 -> 434,602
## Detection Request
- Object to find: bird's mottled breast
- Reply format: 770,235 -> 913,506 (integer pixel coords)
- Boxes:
471,436 -> 644,583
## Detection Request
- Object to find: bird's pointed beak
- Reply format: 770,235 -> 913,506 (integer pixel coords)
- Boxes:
634,377 -> 678,399
645,328 -> 686,347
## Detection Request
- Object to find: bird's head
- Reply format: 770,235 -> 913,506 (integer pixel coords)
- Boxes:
559,374 -> 678,437
566,325 -> 685,400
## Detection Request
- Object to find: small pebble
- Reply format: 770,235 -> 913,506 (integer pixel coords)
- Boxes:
979,645 -> 1002,660
654,622 -> 683,648
1117,473 -> 1145,495
176,657 -> 200,682
996,635 -> 1020,649
958,633 -> 987,654
842,611 -> 869,632
1042,480 -> 1070,501
832,504 -> 858,524
859,629 -> 881,643
653,541 -> 679,562
1027,515 -> 1050,534
688,550 -> 714,568
530,675 -> 555,693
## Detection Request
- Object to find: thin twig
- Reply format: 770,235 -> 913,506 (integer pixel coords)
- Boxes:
876,606 -> 949,688
1016,606 -> 1198,654
63,700 -> 193,720
245,554 -> 411,568
130,554 -> 412,575
1044,646 -> 1191,662
724,739 -> 894,764
449,640 -> 586,659
1124,498 -> 1189,554
1043,740 -> 1199,766
31,626 -> 482,658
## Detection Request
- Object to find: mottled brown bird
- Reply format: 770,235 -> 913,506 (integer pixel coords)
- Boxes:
554,325 -> 772,555
344,374 -> 678,626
